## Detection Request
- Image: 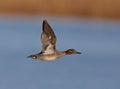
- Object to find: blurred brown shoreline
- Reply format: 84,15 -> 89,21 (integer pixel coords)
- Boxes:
0,0 -> 120,19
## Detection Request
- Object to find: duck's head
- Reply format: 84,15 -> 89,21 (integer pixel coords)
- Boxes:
65,49 -> 81,55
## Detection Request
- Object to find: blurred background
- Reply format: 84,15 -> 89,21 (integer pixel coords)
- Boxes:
0,0 -> 120,89
0,0 -> 120,19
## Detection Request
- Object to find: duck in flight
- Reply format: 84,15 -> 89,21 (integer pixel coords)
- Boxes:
27,20 -> 81,61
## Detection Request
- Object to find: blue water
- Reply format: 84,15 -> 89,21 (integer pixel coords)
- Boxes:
0,16 -> 120,89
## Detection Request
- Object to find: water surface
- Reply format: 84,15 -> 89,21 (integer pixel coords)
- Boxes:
0,16 -> 120,89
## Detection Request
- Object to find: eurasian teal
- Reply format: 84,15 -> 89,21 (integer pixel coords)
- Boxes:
27,20 -> 81,61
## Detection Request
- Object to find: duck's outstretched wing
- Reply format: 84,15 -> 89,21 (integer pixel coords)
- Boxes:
40,20 -> 57,54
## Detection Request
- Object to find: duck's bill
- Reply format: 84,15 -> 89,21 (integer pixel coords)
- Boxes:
76,52 -> 82,54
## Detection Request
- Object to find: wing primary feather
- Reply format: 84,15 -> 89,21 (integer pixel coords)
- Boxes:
41,20 -> 57,54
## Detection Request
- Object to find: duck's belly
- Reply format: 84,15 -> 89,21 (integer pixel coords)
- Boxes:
38,55 -> 59,61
